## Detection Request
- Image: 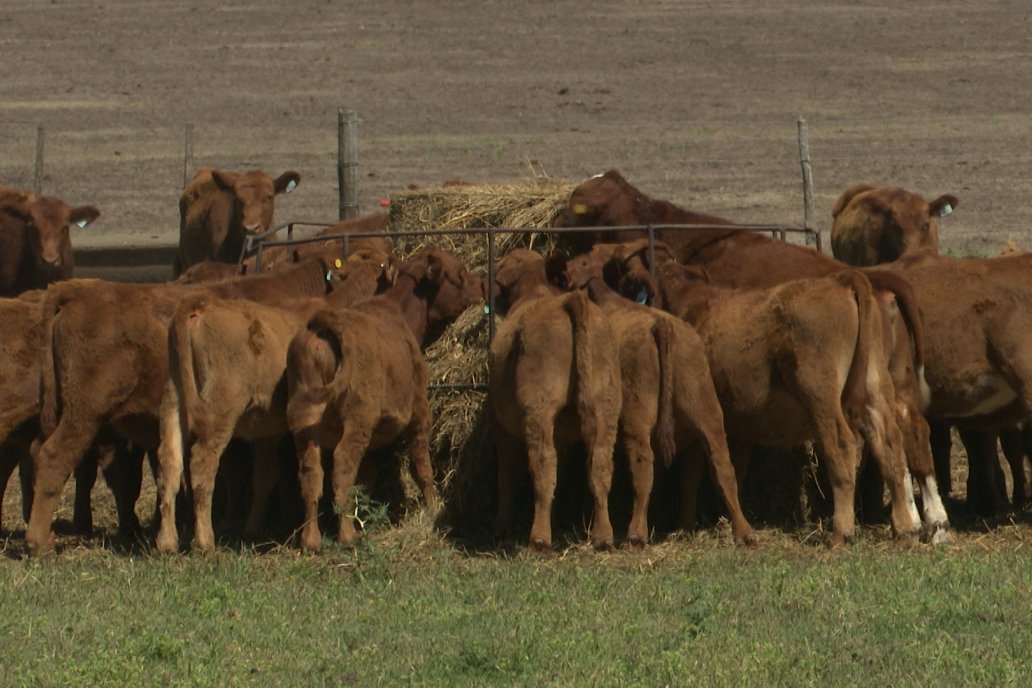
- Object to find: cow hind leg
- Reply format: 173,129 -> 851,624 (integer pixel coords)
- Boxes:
406,391 -> 439,510
585,411 -> 617,552
105,443 -> 145,542
809,407 -> 860,547
244,441 -> 280,541
188,429 -> 236,556
72,447 -> 100,534
294,428 -> 325,552
858,404 -> 918,540
330,424 -> 373,547
622,430 -> 654,548
156,401 -> 186,554
26,421 -> 98,556
524,414 -> 559,551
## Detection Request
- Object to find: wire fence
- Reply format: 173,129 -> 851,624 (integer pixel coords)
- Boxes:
2,113 -> 1029,253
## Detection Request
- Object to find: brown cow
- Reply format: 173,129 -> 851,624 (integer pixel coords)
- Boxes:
154,252 -> 394,554
287,247 -> 485,552
249,212 -> 393,272
0,291 -> 45,530
651,261 -> 916,544
175,166 -> 301,276
831,184 -> 958,266
489,249 -> 622,551
0,291 -> 147,540
561,245 -> 755,546
557,172 -> 951,543
24,258 -> 348,555
0,187 -> 100,296
552,170 -> 732,256
886,254 -> 1032,512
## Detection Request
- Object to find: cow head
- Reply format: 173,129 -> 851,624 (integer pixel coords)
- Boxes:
554,170 -> 642,229
855,188 -> 959,261
212,168 -> 301,235
4,195 -> 99,273
404,247 -> 485,326
493,248 -> 555,315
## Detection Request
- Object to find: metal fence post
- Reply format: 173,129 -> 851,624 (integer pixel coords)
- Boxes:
338,108 -> 359,219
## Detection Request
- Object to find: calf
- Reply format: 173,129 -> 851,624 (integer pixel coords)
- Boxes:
176,166 -> 301,276
831,184 -> 958,266
25,258 -> 346,555
489,249 -> 622,551
650,262 -> 916,545
287,247 -> 485,552
558,172 -> 950,542
0,187 -> 99,296
155,252 -> 394,554
561,246 -> 755,546
250,212 -> 393,272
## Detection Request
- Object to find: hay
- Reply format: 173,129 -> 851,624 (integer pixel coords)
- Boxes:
388,177 -> 574,265
383,177 -> 826,542
382,178 -> 575,537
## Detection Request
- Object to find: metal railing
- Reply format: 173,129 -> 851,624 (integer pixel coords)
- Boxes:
243,221 -> 820,393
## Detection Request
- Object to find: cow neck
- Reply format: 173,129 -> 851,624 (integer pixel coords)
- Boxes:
659,273 -> 720,324
379,270 -> 433,345
508,281 -> 559,315
584,275 -> 623,307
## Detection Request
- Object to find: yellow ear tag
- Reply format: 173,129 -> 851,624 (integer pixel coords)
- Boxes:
573,204 -> 588,215
334,258 -> 343,269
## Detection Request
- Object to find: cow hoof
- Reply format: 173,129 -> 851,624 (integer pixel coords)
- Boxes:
737,530 -> 759,548
594,539 -> 616,553
529,538 -> 551,552
623,536 -> 646,550
25,534 -> 56,558
925,524 -> 951,546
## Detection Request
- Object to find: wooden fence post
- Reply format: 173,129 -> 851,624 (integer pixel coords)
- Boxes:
182,123 -> 194,188
33,127 -> 45,195
338,108 -> 359,219
797,117 -> 817,248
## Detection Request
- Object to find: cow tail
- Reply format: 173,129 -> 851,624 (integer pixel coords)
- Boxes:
833,270 -> 876,426
863,270 -> 925,371
651,317 -> 677,469
39,288 -> 68,438
563,291 -> 598,455
287,310 -> 343,430
169,293 -> 211,431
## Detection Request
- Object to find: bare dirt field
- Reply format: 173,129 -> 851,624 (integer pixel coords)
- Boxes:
3,1 -> 1032,539
3,0 -> 1032,255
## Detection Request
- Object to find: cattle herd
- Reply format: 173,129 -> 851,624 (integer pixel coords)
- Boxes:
1,164 -> 1030,558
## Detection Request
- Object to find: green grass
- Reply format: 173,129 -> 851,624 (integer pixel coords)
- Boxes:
2,526 -> 1031,687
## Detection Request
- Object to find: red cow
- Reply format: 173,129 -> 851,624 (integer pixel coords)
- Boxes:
176,166 -> 301,276
0,187 -> 99,296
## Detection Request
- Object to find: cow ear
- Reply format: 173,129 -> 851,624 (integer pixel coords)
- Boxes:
385,255 -> 401,283
832,184 -> 876,218
858,194 -> 890,216
69,205 -> 100,229
929,194 -> 958,219
212,170 -> 238,191
425,251 -> 444,282
274,171 -> 301,195
543,252 -> 567,287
